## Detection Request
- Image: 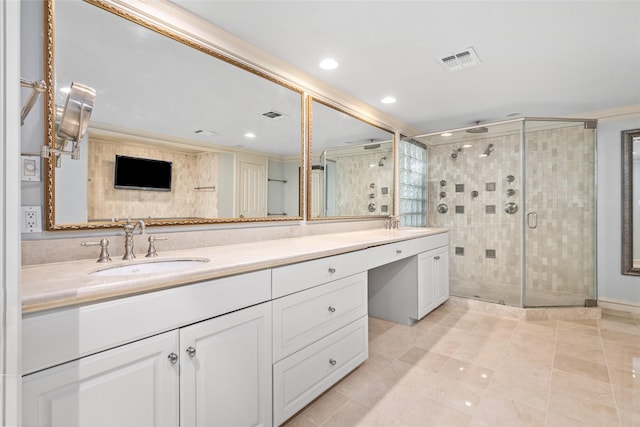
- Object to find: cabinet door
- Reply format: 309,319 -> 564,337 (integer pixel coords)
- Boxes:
180,302 -> 272,427
22,331 -> 179,427
418,246 -> 450,319
435,247 -> 450,305
418,251 -> 438,318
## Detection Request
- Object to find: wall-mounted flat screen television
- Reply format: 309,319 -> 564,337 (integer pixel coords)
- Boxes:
114,155 -> 172,191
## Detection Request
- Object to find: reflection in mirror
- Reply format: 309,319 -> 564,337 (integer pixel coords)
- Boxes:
621,128 -> 640,275
309,99 -> 394,219
46,0 -> 303,229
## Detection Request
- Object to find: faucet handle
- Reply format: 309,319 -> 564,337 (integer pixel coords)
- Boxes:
81,238 -> 111,263
146,235 -> 168,258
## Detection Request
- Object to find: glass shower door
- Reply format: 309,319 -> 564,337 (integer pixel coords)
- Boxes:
523,120 -> 597,307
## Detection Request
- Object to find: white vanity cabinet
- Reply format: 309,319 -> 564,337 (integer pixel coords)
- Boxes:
23,331 -> 179,427
23,301 -> 272,427
418,245 -> 450,319
21,230 -> 450,427
22,271 -> 273,427
180,301 -> 272,427
272,257 -> 369,426
368,233 -> 450,326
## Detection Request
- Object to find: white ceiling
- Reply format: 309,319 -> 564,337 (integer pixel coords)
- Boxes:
172,0 -> 640,134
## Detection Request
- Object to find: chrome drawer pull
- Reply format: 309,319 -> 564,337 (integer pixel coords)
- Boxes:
329,359 -> 337,366
396,249 -> 402,254
328,267 -> 336,274
167,353 -> 178,364
434,256 -> 440,260
186,346 -> 196,357
328,306 -> 336,313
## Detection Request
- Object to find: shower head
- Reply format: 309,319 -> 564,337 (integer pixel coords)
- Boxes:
378,156 -> 387,167
480,143 -> 494,157
466,121 -> 489,134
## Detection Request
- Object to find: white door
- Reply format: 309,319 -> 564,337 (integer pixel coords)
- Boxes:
311,168 -> 324,217
180,302 -> 272,427
237,152 -> 267,218
22,332 -> 179,427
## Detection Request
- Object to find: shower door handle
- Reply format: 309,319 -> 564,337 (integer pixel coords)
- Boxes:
527,212 -> 538,229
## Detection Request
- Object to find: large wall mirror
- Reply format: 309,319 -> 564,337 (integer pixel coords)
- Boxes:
308,98 -> 395,219
622,128 -> 640,275
44,0 -> 304,230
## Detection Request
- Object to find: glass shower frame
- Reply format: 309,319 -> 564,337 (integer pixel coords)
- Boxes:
411,117 -> 597,308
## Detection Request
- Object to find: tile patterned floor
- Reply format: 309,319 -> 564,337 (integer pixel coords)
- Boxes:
283,302 -> 640,427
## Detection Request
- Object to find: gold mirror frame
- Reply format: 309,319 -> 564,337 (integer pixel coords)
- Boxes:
306,97 -> 395,221
43,0 -> 305,230
621,128 -> 640,275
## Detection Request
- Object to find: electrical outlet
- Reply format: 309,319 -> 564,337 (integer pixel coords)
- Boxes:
21,206 -> 42,233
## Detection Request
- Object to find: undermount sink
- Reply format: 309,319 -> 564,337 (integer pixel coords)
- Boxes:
90,258 -> 209,277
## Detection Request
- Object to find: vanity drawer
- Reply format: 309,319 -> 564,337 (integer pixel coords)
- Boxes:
23,270 -> 271,375
272,249 -> 367,298
366,233 -> 450,270
273,272 -> 367,362
273,316 -> 368,426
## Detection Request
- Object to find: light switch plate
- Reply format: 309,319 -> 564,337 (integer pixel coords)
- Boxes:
21,206 -> 42,233
21,155 -> 41,182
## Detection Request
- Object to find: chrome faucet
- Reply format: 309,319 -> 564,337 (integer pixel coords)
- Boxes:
122,218 -> 146,260
385,215 -> 400,230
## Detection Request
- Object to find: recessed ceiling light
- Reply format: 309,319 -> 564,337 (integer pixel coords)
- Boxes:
441,132 -> 453,137
244,132 -> 256,139
462,144 -> 473,148
194,129 -> 217,136
381,96 -> 396,104
319,58 -> 339,70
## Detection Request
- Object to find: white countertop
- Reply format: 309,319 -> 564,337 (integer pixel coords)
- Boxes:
22,228 -> 447,313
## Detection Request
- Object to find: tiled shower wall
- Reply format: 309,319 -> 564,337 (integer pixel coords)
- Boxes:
335,150 -> 393,216
427,124 -> 595,306
524,125 -> 596,305
87,138 -> 219,220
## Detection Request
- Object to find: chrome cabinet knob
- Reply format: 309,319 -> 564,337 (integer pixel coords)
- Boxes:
167,353 -> 178,364
186,346 -> 196,357
396,249 -> 402,254
329,359 -> 337,366
434,256 -> 440,260
328,306 -> 336,313
328,267 -> 336,274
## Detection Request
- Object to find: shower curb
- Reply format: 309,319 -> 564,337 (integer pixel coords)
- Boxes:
446,296 -> 601,321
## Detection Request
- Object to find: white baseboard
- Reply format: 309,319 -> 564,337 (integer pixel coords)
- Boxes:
598,297 -> 640,314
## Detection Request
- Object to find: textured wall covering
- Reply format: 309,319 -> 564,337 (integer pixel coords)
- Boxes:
427,123 -> 595,307
334,150 -> 393,216
87,138 -> 219,220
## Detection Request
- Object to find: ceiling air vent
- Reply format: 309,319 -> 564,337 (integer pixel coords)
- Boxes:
262,110 -> 285,119
438,47 -> 482,72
